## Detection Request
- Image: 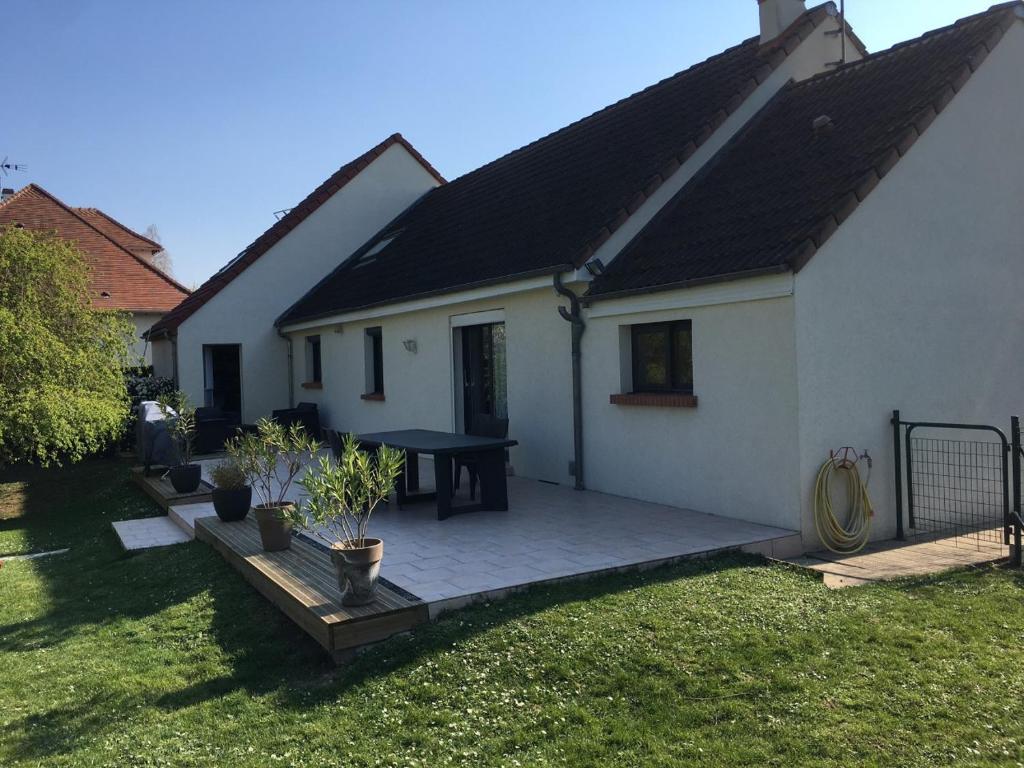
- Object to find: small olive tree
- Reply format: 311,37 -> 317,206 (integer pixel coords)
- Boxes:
157,392 -> 196,466
0,226 -> 134,466
294,433 -> 404,548
226,418 -> 321,508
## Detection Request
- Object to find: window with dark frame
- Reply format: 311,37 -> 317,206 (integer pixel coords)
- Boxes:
366,326 -> 384,394
631,320 -> 693,394
305,335 -> 322,384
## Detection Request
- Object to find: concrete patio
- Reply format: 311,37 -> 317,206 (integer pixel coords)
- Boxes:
185,454 -> 800,617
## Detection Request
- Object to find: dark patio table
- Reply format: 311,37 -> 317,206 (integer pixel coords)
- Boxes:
356,429 -> 517,520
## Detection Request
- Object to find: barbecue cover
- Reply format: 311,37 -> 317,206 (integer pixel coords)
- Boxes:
136,401 -> 181,469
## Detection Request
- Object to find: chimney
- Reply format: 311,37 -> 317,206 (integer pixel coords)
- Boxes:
0,188 -> 13,203
758,0 -> 807,43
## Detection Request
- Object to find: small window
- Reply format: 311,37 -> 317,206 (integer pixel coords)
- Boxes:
365,327 -> 384,394
305,335 -> 322,384
631,320 -> 692,393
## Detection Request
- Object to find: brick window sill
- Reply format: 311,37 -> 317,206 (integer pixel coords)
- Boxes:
610,392 -> 698,408
361,392 -> 385,402
301,381 -> 323,390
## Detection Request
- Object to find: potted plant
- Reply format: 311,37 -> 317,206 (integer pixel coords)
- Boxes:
293,433 -> 403,606
157,393 -> 201,494
209,459 -> 252,522
227,418 -> 320,551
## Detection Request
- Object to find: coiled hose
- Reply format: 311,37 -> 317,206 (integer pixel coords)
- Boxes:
813,457 -> 874,553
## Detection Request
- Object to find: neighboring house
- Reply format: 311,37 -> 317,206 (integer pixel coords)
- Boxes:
153,1 -> 1024,550
0,184 -> 189,364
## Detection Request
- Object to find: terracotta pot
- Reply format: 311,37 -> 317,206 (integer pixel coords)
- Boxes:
168,463 -> 202,494
330,538 -> 384,606
212,486 -> 252,522
254,503 -> 294,551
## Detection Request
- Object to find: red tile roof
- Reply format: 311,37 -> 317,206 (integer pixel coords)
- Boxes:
73,207 -> 163,254
0,184 -> 190,312
149,133 -> 444,336
586,1 -> 1022,299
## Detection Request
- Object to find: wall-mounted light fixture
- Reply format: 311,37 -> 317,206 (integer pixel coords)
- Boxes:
402,339 -> 418,353
584,258 -> 606,276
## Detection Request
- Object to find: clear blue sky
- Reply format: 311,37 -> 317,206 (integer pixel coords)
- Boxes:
7,0 -> 991,288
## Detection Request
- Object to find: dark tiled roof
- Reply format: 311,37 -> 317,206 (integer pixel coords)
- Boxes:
74,207 -> 163,254
149,133 -> 445,336
586,2 -> 1021,299
0,184 -> 190,312
278,6 -> 840,325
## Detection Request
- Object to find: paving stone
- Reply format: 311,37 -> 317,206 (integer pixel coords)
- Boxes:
112,517 -> 190,551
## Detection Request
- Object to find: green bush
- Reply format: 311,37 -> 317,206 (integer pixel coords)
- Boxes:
0,226 -> 134,466
209,459 -> 247,490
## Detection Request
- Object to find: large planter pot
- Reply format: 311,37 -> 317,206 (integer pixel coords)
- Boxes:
330,538 -> 384,606
254,503 -> 294,551
212,486 -> 252,522
168,463 -> 202,494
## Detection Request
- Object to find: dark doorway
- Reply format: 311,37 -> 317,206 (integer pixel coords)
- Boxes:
203,344 -> 242,423
456,323 -> 507,434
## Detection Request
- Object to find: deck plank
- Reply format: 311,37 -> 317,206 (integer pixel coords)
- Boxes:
131,467 -> 213,511
195,516 -> 428,658
787,529 -> 1008,588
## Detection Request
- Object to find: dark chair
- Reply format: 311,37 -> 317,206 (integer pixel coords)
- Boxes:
194,406 -> 229,455
271,402 -> 321,440
325,428 -> 343,459
454,414 -> 509,500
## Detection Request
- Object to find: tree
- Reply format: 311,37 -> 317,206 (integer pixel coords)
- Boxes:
143,224 -> 174,275
0,226 -> 134,466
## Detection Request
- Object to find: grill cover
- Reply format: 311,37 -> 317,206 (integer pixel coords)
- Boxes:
136,401 -> 181,470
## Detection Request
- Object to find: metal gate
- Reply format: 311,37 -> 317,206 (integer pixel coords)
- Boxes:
891,410 -> 1023,564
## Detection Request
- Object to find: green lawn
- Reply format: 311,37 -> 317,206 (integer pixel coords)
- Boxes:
2,459 -> 1023,767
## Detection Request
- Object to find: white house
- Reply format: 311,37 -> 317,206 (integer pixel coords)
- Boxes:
152,1 -> 1024,551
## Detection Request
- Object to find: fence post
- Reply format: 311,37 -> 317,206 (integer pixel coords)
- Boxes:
1011,416 -> 1021,566
892,409 -> 904,540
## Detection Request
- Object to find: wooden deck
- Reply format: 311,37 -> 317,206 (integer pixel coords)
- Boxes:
131,467 -> 214,511
788,530 -> 1009,588
194,516 -> 428,662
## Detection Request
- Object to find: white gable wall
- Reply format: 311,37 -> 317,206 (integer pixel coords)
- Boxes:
793,20 -> 1024,547
174,144 -> 441,422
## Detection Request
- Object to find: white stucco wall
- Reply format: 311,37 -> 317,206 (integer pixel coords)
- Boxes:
150,336 -> 175,380
288,286 -> 575,484
582,276 -> 802,530
793,21 -> 1024,546
174,143 -> 441,421
130,312 -> 163,365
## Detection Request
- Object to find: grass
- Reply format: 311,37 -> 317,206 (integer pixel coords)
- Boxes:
2,459 -> 1024,766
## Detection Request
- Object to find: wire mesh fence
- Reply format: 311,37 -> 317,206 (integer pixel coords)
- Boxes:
908,436 -> 1006,547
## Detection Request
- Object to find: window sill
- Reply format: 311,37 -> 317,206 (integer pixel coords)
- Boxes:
361,392 -> 385,402
610,392 -> 698,408
301,381 -> 323,390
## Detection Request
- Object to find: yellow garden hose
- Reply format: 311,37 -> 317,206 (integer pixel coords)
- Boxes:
813,456 -> 874,554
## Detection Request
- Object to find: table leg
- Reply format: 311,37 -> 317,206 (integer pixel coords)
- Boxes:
405,450 -> 420,492
395,455 -> 410,510
478,449 -> 509,511
433,453 -> 454,520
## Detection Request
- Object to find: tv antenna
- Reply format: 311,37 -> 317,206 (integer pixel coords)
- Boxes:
0,157 -> 27,179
